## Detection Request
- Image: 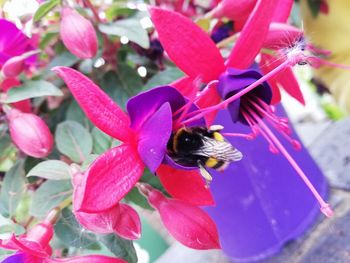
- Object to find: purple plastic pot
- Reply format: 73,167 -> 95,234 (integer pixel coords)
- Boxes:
205,106 -> 328,262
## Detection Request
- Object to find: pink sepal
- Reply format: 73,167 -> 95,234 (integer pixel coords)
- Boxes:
45,255 -> 126,263
0,235 -> 49,258
264,23 -> 303,50
272,0 -> 294,22
147,189 -> 221,250
211,0 -> 256,21
150,7 -> 225,83
52,67 -> 132,142
77,144 -> 144,213
226,0 -> 278,69
170,77 -> 198,99
156,164 -> 215,206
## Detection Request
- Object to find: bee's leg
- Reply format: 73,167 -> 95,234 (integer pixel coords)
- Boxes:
198,161 -> 213,188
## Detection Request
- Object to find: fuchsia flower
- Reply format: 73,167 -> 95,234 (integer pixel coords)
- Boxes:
0,211 -> 125,263
4,107 -> 53,158
150,6 -> 333,216
53,67 -> 213,207
53,67 -> 220,249
0,19 -> 36,68
70,165 -> 141,240
60,7 -> 98,59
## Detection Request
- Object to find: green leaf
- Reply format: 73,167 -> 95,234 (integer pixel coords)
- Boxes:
99,234 -> 138,263
100,64 -> 143,109
33,0 -> 60,22
55,208 -> 99,249
30,180 -> 72,218
144,67 -> 184,90
55,121 -> 93,163
3,80 -> 63,103
0,214 -> 25,236
92,127 -> 113,155
66,100 -> 92,129
99,17 -> 150,48
307,0 -> 322,17
0,134 -> 13,161
48,52 -> 80,69
124,187 -> 152,210
27,160 -> 71,180
0,160 -> 26,218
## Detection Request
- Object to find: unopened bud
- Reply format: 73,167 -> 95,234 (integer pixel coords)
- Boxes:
60,8 -> 98,59
5,108 -> 53,158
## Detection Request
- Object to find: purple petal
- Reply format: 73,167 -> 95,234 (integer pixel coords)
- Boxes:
217,67 -> 272,124
137,102 -> 172,172
127,86 -> 185,131
1,253 -> 32,263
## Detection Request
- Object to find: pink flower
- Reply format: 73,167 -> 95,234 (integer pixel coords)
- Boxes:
60,8 -> 98,59
138,183 -> 221,250
4,107 -> 53,158
71,166 -> 141,240
150,7 -> 333,216
53,67 -> 213,216
1,50 -> 39,78
0,212 -> 126,263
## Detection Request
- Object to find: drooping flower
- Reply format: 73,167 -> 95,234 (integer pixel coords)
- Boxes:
4,107 -> 53,158
53,67 -> 213,216
0,19 -> 36,68
150,7 -> 333,216
70,165 -> 141,240
0,209 -> 125,263
60,7 -> 98,59
137,183 -> 221,250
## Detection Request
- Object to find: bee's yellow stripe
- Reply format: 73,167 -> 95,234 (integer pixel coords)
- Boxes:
213,132 -> 224,142
205,157 -> 219,168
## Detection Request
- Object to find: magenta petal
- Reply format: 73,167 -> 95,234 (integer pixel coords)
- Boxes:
156,164 -> 214,206
114,204 -> 141,240
52,67 -> 132,142
148,189 -> 221,250
272,0 -> 293,22
226,0 -> 278,69
211,0 -> 256,21
150,7 -> 225,82
78,144 -> 144,213
46,255 -> 126,263
0,235 -> 48,258
138,103 -> 172,172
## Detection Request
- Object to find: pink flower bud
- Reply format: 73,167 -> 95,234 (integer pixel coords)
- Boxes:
1,56 -> 25,78
71,166 -> 141,240
1,50 -> 39,78
144,186 -> 221,250
60,8 -> 98,59
5,108 -> 53,158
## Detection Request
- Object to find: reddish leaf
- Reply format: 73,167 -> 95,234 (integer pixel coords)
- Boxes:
52,67 -> 132,142
78,144 -> 144,213
156,164 -> 214,206
226,0 -> 278,69
150,7 -> 225,83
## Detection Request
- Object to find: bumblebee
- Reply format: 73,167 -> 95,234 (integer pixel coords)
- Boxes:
167,125 -> 243,184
